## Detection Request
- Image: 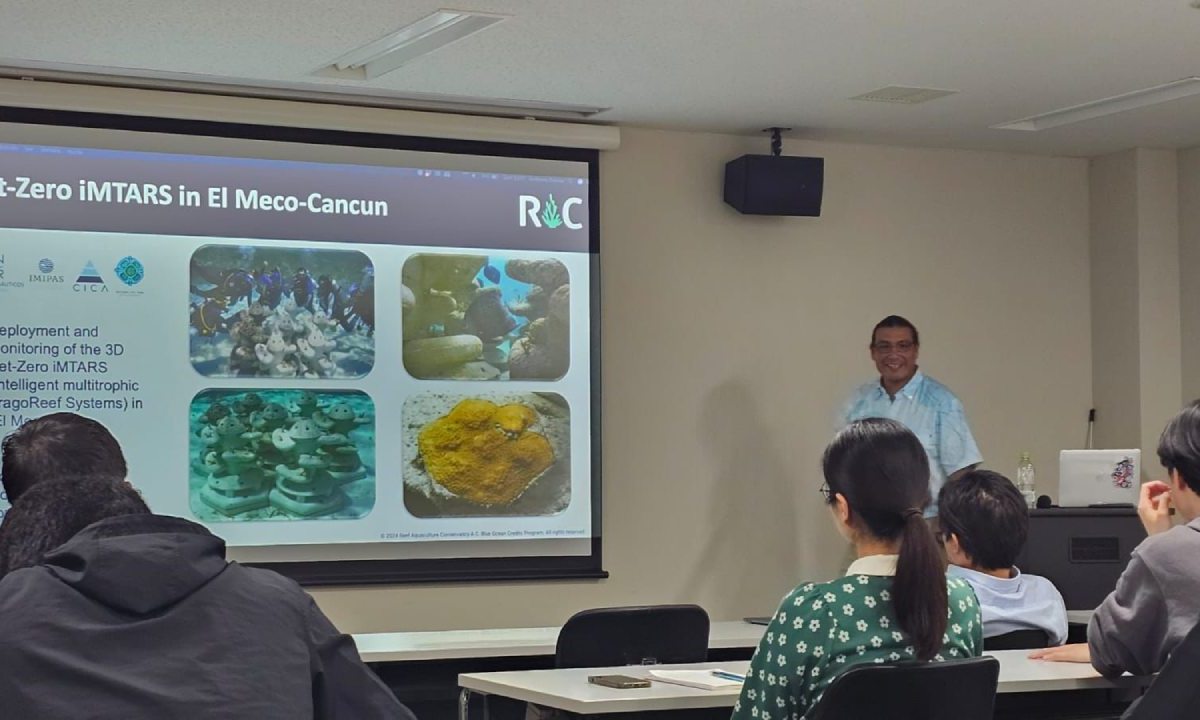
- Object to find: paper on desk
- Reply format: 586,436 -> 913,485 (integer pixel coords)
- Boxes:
647,669 -> 743,690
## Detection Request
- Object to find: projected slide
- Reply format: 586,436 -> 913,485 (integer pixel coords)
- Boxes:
0,137 -> 593,557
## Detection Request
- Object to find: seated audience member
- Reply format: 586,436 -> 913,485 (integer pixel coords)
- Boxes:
732,418 -> 982,720
1032,400 -> 1200,675
0,474 -> 148,577
0,421 -> 415,720
939,469 -> 1068,646
1,412 -> 127,503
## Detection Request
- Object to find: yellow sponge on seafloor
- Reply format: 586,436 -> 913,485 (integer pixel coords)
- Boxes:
418,399 -> 554,506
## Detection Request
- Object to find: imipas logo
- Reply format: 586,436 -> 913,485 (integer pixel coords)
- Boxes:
519,193 -> 583,230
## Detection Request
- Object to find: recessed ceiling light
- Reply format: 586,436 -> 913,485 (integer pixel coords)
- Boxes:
992,78 -> 1200,131
326,9 -> 508,80
850,86 -> 958,105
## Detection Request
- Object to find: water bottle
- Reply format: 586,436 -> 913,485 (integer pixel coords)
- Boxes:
1017,452 -> 1036,508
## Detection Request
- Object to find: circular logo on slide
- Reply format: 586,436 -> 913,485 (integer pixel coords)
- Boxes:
114,256 -> 145,287
38,258 -> 54,274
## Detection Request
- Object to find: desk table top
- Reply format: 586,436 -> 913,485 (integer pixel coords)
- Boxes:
457,651 -> 1151,714
354,620 -> 766,663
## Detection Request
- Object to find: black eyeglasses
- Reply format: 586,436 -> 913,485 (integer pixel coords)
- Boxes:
819,483 -> 832,502
871,341 -> 916,353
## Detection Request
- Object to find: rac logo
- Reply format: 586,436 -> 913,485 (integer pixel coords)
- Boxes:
519,194 -> 583,230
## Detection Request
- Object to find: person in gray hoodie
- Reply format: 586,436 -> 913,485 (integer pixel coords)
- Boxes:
0,417 -> 414,720
1031,400 -> 1200,675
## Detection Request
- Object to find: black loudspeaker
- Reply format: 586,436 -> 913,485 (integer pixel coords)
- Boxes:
724,155 -> 824,216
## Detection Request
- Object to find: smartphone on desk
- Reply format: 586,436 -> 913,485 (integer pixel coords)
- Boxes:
588,674 -> 651,689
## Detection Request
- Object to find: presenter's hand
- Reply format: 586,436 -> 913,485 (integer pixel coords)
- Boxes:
1138,481 -> 1173,536
1029,643 -> 1091,663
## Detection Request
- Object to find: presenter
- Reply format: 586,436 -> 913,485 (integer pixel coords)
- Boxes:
843,315 -> 981,516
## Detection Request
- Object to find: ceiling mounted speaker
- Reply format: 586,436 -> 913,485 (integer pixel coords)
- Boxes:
724,127 -> 823,217
724,154 -> 823,217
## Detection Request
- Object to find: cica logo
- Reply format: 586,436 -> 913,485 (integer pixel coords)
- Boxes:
519,194 -> 583,230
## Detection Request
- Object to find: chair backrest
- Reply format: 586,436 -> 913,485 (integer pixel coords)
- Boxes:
983,629 -> 1051,651
554,604 -> 709,669
806,657 -> 1000,720
1122,619 -> 1200,720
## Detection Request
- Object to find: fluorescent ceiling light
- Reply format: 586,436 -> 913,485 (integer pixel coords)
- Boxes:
330,10 -> 507,79
993,78 -> 1200,131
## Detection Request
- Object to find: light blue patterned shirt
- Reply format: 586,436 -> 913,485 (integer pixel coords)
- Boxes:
842,370 -> 982,514
947,565 -> 1068,646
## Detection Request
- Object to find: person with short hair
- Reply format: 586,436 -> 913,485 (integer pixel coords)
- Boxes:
939,469 -> 1067,645
732,419 -> 982,720
843,316 -> 982,517
1,412 -> 128,503
0,473 -> 148,577
0,414 -> 414,720
1032,400 -> 1200,675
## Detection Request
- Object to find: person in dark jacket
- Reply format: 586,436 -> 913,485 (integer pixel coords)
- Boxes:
0,426 -> 414,720
0,473 -> 149,577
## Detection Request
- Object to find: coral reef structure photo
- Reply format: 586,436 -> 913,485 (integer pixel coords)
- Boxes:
403,392 -> 571,517
189,244 -> 375,378
188,389 -> 376,521
402,254 -> 569,381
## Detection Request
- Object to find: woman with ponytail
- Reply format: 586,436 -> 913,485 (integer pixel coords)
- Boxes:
732,418 -> 982,720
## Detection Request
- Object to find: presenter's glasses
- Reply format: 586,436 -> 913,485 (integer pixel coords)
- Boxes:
870,341 -> 916,353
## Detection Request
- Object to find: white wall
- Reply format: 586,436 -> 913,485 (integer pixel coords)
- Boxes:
1090,151 -> 1142,450
310,126 -> 1093,632
1136,150 -> 1182,457
1180,147 -> 1200,404
1090,149 -> 1183,465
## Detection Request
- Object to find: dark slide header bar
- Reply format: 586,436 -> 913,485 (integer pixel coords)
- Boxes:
0,144 -> 591,253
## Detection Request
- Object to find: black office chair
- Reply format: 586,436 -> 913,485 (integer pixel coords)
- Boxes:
806,657 -> 1000,720
1122,619 -> 1200,719
554,604 -> 710,668
983,629 -> 1051,651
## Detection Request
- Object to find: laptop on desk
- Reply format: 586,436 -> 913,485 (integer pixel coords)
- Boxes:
1059,449 -> 1140,507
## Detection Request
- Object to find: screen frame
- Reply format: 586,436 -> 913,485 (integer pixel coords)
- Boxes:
0,104 -> 606,586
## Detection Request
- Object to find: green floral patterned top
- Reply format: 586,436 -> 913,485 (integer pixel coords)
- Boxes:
732,557 -> 983,720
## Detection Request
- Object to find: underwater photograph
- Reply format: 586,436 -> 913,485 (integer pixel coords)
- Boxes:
403,392 -> 571,517
189,244 -> 375,379
188,389 -> 376,522
402,254 -> 570,381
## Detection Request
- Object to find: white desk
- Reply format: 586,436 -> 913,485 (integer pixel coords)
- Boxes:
458,652 -> 1152,716
354,620 -> 766,664
1067,609 -> 1094,625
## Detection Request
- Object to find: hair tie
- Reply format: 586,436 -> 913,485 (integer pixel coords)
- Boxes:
902,508 -> 923,520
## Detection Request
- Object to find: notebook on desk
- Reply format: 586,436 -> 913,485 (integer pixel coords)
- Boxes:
1059,450 -> 1140,507
647,669 -> 743,690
